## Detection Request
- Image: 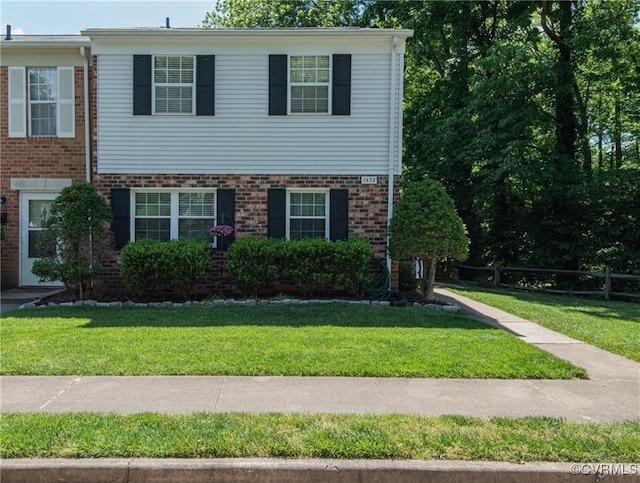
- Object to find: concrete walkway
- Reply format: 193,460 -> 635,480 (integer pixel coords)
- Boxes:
1,288 -> 638,422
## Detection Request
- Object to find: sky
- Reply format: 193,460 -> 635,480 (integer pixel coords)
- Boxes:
0,0 -> 215,35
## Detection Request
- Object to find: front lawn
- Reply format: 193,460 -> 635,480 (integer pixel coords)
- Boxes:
2,413 -> 638,461
446,286 -> 640,362
0,304 -> 586,379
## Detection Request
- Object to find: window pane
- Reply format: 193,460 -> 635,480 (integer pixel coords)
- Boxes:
135,193 -> 171,216
135,218 -> 170,241
290,56 -> 303,68
29,68 -> 57,101
30,103 -> 56,136
179,193 -> 215,217
303,56 -> 316,68
290,219 -> 325,240
317,56 -> 330,68
179,219 -> 213,240
290,69 -> 303,83
317,69 -> 330,82
290,192 -> 326,217
155,56 -> 167,68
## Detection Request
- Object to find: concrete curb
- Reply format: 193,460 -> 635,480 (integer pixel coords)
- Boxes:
3,458 -> 639,483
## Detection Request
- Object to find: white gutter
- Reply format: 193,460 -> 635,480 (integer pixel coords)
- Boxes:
81,46 -> 90,182
386,35 -> 398,275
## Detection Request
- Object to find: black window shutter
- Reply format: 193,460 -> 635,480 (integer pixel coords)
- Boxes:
332,54 -> 351,116
111,188 -> 131,249
269,55 -> 288,116
267,188 -> 287,238
133,55 -> 152,115
196,55 -> 215,116
329,189 -> 349,241
216,188 -> 235,249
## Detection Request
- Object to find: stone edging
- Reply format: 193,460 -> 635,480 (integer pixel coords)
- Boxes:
20,298 -> 461,312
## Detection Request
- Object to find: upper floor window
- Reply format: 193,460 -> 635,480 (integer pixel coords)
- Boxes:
8,66 -> 75,138
269,54 -> 351,117
29,68 -> 57,136
133,55 -> 214,116
289,55 -> 330,114
153,56 -> 195,114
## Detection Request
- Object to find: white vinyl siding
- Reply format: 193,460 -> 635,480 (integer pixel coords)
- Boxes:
133,190 -> 216,243
96,53 -> 393,175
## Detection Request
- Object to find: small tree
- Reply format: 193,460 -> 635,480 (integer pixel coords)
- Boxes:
389,178 -> 469,300
32,183 -> 113,299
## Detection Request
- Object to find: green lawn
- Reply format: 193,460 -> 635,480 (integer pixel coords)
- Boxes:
2,413 -> 638,462
0,304 -> 586,379
446,286 -> 640,362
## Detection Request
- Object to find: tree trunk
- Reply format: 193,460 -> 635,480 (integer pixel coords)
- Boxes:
614,98 -> 623,169
423,257 -> 438,301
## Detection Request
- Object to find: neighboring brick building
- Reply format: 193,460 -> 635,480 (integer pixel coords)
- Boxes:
1,32 -> 91,288
2,27 -> 412,293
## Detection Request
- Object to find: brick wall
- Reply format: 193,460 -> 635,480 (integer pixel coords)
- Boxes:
0,66 -> 88,288
93,173 -> 400,296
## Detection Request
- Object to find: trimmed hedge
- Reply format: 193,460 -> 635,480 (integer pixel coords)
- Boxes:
120,239 -> 213,300
228,236 -> 372,298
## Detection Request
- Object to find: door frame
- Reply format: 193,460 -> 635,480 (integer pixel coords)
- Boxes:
19,191 -> 63,287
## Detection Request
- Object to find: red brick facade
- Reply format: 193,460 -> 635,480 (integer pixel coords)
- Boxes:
0,66 -> 89,288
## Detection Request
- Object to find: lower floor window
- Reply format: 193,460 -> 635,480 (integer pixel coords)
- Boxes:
288,191 -> 328,240
134,191 -> 215,242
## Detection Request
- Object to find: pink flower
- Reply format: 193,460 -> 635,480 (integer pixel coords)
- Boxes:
210,224 -> 233,237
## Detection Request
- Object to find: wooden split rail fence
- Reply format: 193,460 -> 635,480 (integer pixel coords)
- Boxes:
456,264 -> 640,300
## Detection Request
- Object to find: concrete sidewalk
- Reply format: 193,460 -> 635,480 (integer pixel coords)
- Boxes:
1,288 -> 638,422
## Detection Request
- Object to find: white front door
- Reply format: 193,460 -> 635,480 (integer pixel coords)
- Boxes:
19,192 -> 62,287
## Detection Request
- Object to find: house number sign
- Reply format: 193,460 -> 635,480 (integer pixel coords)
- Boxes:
361,176 -> 378,184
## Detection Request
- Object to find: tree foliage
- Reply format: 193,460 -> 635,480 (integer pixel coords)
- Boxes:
203,0 -> 640,279
389,178 -> 469,299
31,183 -> 113,299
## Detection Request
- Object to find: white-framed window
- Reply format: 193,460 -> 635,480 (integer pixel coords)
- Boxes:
133,190 -> 216,243
153,55 -> 195,114
28,67 -> 57,136
8,65 -> 74,138
287,190 -> 329,240
289,55 -> 330,114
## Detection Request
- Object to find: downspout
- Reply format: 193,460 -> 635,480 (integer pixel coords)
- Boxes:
386,35 -> 398,275
81,46 -> 91,182
81,46 -> 92,297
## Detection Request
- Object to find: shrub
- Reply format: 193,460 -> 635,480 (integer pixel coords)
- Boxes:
227,236 -> 283,298
120,238 -> 212,300
332,237 -> 372,298
389,178 -> 469,300
227,236 -> 372,298
31,183 -> 113,299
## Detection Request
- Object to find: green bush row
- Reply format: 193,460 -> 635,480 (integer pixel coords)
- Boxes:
120,238 -> 213,300
227,236 -> 372,298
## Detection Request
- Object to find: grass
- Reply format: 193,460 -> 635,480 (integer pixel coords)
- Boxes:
0,304 -> 586,379
446,286 -> 640,362
1,413 -> 638,461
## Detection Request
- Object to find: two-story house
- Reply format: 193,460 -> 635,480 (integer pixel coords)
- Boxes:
2,26 -> 412,293
1,30 -> 91,288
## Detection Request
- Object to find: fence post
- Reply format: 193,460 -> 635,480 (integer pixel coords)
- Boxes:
494,263 -> 501,288
604,265 -> 611,300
